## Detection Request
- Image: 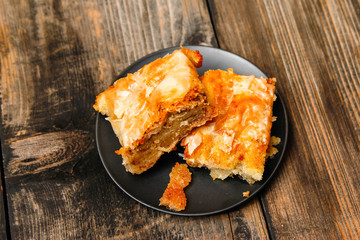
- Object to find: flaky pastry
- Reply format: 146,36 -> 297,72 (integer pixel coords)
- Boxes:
181,69 -> 276,184
94,48 -> 213,174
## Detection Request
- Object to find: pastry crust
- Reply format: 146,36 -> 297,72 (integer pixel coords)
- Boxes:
94,48 -> 213,174
181,69 -> 276,184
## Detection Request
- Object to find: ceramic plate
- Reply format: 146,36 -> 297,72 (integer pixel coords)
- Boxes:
96,46 -> 288,216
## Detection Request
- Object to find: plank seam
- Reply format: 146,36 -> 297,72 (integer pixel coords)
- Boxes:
227,213 -> 235,240
0,73 -> 12,239
205,0 -> 219,47
0,140 -> 12,240
259,196 -> 274,240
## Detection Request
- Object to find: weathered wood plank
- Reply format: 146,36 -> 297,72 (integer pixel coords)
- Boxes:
209,0 -> 360,239
0,0 -> 238,239
229,198 -> 270,240
3,133 -> 233,239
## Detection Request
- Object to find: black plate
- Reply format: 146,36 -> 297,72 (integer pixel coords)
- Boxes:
96,46 -> 288,216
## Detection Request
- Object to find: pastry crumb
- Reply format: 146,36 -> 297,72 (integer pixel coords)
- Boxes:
266,136 -> 281,158
159,163 -> 192,211
243,191 -> 250,197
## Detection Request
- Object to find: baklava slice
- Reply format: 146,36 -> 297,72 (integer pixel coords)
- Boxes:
94,48 -> 213,174
181,69 -> 276,184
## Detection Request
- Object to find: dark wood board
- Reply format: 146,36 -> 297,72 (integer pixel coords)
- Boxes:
208,0 -> 360,239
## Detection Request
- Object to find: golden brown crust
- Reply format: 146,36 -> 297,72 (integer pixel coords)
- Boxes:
159,163 -> 192,211
180,46 -> 203,68
181,69 -> 276,184
93,48 -> 213,174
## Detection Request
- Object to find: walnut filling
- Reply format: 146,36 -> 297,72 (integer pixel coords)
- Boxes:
122,103 -> 212,174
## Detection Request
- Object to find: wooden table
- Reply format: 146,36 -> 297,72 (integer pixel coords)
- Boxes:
0,0 -> 359,239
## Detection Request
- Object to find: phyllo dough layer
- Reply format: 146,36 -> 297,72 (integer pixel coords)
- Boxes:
94,48 -> 213,174
181,69 -> 276,184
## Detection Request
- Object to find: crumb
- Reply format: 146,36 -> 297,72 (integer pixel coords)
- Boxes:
270,136 -> 281,145
266,136 -> 281,158
159,163 -> 192,211
243,191 -> 250,197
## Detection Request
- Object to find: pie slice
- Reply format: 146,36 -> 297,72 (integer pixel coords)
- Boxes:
181,69 -> 276,184
94,48 -> 213,174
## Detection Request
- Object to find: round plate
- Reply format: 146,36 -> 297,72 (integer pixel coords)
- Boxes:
96,46 -> 288,216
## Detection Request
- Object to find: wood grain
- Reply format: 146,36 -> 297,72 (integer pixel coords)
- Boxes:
2,0 -> 359,238
0,0 -> 238,239
209,0 -> 360,239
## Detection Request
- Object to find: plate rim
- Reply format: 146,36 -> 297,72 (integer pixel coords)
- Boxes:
95,45 -> 288,216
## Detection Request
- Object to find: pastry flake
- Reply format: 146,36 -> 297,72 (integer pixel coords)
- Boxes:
159,162 -> 192,211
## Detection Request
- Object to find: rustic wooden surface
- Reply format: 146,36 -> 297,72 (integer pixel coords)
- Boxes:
209,0 -> 360,239
0,0 -> 359,239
